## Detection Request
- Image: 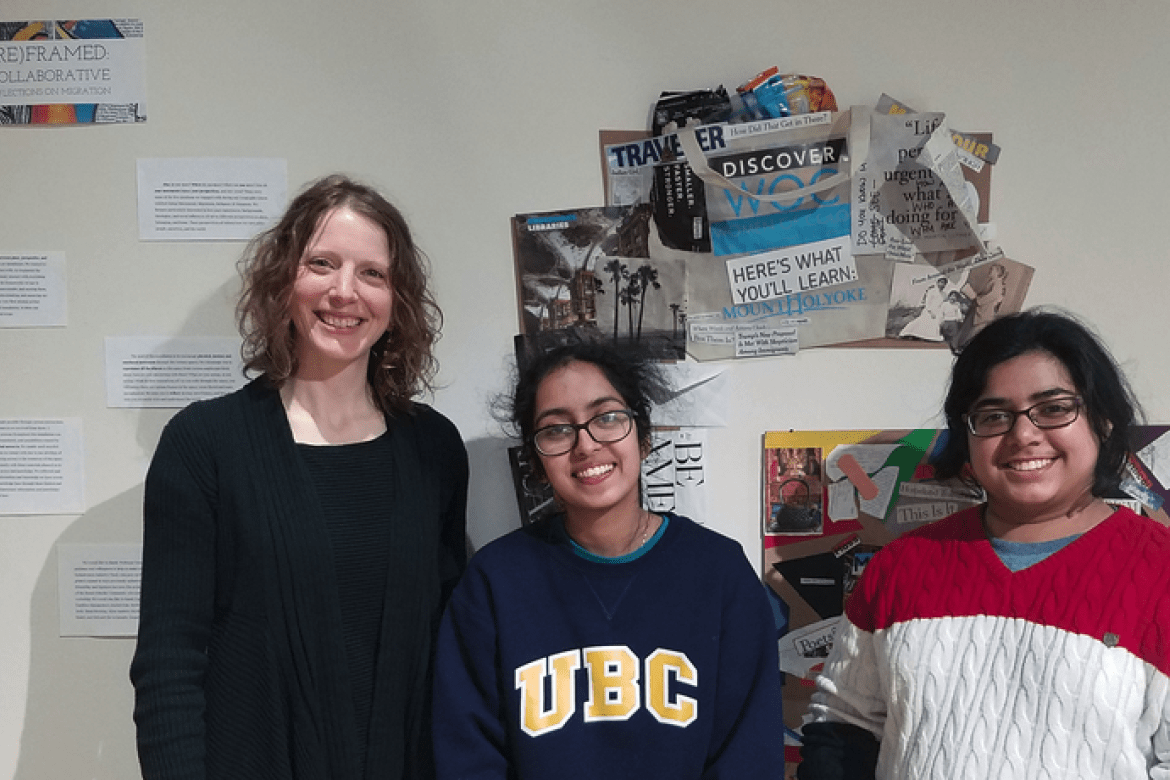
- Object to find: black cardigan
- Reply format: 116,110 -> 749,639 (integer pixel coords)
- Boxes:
130,378 -> 468,780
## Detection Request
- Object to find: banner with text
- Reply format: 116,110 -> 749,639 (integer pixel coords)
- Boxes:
1,19 -> 145,125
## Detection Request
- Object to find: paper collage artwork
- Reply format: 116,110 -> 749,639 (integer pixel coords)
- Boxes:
575,86 -> 1040,361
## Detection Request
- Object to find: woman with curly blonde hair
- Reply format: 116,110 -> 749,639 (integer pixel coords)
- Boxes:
132,174 -> 468,780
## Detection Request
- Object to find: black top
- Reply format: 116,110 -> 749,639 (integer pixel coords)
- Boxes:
131,379 -> 468,780
299,433 -> 396,775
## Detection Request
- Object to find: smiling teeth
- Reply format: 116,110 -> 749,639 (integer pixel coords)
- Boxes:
321,314 -> 361,328
1007,458 -> 1053,471
576,464 -> 614,479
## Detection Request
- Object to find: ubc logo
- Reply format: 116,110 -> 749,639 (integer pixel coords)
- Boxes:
514,646 -> 698,737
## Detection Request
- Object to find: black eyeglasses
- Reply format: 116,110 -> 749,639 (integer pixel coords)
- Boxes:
532,409 -> 635,456
964,396 -> 1082,437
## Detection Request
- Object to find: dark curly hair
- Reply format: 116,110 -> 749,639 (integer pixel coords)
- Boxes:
236,174 -> 442,415
932,309 -> 1140,496
503,341 -> 668,480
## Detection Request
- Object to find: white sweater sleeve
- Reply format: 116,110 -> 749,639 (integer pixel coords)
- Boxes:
807,617 -> 886,739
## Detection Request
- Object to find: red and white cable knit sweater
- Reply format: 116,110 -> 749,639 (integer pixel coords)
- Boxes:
804,506 -> 1170,779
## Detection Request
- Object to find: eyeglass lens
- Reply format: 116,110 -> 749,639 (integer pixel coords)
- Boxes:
966,398 -> 1080,436
534,411 -> 633,455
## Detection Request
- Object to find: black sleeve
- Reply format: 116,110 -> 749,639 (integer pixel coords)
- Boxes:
421,406 -> 469,610
796,721 -> 879,780
130,408 -> 219,780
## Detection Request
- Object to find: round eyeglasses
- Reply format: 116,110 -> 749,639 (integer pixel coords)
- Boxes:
532,409 -> 635,456
964,396 -> 1082,437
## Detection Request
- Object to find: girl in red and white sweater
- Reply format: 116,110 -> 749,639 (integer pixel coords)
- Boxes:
800,309 -> 1170,780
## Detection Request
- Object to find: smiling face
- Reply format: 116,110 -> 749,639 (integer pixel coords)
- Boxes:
289,205 -> 394,378
967,350 -> 1102,539
532,360 -> 644,524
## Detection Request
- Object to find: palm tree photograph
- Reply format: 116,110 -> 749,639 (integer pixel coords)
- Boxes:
512,204 -> 685,357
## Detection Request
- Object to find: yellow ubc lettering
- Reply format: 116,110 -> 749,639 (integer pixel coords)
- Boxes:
645,649 -> 698,726
583,646 -> 640,721
515,646 -> 698,735
515,650 -> 581,736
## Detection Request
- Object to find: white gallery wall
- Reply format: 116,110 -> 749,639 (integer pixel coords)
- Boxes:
1,0 -> 1167,777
